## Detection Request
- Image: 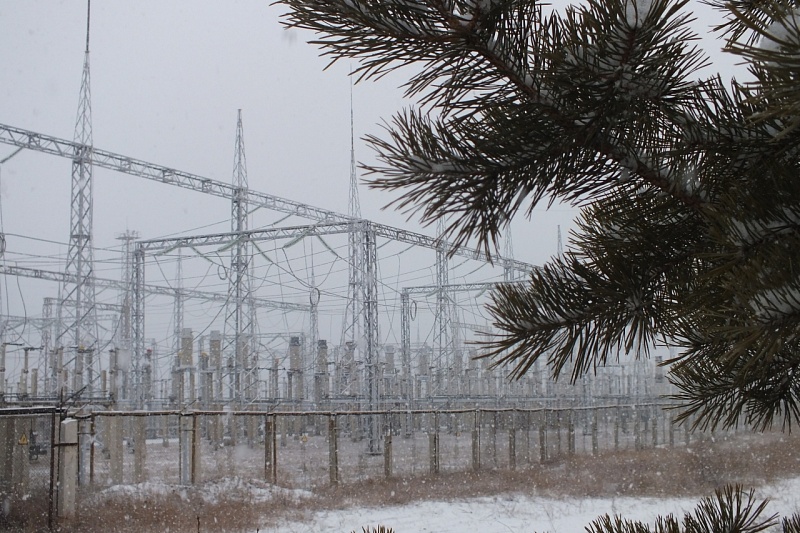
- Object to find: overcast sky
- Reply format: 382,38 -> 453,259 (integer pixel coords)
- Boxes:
0,1 -> 743,366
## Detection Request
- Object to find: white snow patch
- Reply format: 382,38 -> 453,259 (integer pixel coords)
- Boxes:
91,477 -> 311,505
262,477 -> 800,533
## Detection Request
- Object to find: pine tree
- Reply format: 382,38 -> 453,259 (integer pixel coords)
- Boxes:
276,0 -> 800,432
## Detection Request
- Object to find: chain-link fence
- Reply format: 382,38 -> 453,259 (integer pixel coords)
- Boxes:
66,403 -> 724,493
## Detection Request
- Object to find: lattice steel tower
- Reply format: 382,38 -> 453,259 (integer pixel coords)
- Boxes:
341,82 -> 363,386
61,0 -> 99,395
433,219 -> 453,393
224,110 -> 255,403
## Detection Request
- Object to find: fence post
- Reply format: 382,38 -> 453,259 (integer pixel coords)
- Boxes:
403,408 -> 412,439
109,416 -> 123,485
489,411 -> 498,467
78,418 -> 90,486
471,410 -> 480,471
179,414 -> 192,485
508,412 -> 516,471
634,407 -> 642,450
162,414 -> 169,448
539,410 -> 547,463
266,414 -> 277,484
89,415 -> 96,484
592,409 -> 599,455
568,410 -> 575,456
669,414 -> 675,447
429,412 -> 439,474
191,414 -> 200,484
384,431 -> 393,478
328,415 -> 339,486
524,412 -> 533,466
58,419 -> 78,520
556,411 -> 562,456
134,415 -> 146,484
614,407 -> 620,451
651,406 -> 658,448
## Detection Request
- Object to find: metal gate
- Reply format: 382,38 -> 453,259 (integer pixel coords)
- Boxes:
0,406 -> 62,531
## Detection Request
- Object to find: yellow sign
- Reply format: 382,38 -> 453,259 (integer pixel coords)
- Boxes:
18,434 -> 28,446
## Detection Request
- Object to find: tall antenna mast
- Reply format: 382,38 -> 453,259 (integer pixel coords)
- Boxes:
85,0 -> 91,53
348,77 -> 361,220
61,0 -> 99,397
341,76 -> 363,358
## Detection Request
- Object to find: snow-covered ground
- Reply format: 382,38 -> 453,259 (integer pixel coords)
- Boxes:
259,477 -> 800,533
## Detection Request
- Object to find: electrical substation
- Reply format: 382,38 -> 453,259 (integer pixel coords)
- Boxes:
0,5 -> 680,527
0,9 -> 670,418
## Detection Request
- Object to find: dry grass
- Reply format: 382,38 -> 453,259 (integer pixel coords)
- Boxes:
51,431 -> 800,532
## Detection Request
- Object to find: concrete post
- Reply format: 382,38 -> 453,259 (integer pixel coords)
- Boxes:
471,411 -> 480,471
134,416 -> 146,484
384,433 -> 392,478
328,415 -> 338,486
428,431 -> 439,474
488,411 -> 497,467
508,427 -> 516,471
265,415 -> 277,484
179,415 -> 193,485
58,419 -> 78,520
555,412 -> 562,456
158,415 -> 167,448
89,417 -> 96,484
539,412 -> 547,463
568,410 -> 576,456
78,418 -> 90,486
109,417 -> 123,485
651,406 -> 658,448
669,415 -> 675,447
192,414 -> 201,484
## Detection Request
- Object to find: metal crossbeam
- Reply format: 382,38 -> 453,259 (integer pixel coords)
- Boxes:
0,264 -> 308,312
0,122 -> 347,223
0,122 -> 535,272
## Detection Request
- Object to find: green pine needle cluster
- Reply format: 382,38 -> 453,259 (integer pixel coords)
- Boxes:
586,485 -> 798,533
277,0 -> 800,432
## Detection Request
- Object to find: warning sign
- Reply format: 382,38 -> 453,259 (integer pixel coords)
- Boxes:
18,434 -> 28,446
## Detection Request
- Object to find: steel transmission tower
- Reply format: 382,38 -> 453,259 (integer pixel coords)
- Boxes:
171,248 -> 184,404
115,230 -> 138,402
60,1 -> 99,396
433,219 -> 454,394
503,232 -> 518,282
341,83 -> 363,391
224,110 -> 255,403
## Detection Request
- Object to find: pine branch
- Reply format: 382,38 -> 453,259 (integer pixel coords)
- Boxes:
280,0 -> 712,254
584,485 -> 776,533
281,0 -> 800,429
